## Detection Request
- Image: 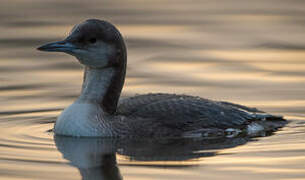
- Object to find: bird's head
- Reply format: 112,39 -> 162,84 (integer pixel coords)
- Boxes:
38,19 -> 126,69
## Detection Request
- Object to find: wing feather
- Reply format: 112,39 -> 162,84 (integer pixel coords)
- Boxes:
117,93 -> 255,129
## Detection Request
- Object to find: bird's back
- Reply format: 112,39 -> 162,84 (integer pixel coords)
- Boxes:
116,93 -> 286,137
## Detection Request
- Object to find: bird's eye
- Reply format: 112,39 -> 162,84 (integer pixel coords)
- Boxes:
89,38 -> 97,44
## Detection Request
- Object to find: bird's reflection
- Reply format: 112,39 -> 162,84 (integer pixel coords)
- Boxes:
54,136 -> 251,180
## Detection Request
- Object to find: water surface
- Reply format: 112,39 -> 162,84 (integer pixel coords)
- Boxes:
0,0 -> 305,179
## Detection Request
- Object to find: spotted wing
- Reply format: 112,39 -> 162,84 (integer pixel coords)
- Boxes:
117,93 -> 257,129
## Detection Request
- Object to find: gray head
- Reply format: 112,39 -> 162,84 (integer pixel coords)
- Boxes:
38,19 -> 126,69
38,19 -> 127,114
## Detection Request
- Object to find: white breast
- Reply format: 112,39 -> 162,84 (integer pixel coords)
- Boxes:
54,102 -> 113,137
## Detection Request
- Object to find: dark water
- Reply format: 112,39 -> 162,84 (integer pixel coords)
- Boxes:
0,0 -> 305,179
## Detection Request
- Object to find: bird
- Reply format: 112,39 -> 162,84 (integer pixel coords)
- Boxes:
37,19 -> 287,138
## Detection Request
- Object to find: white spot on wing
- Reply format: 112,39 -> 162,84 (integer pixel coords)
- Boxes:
247,122 -> 264,135
225,128 -> 241,138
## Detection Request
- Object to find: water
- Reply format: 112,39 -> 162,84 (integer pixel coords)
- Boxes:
0,0 -> 305,179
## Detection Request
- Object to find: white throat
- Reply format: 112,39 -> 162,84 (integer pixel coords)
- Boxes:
77,67 -> 115,104
54,66 -> 116,137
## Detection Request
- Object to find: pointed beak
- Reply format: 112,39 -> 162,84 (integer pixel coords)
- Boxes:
37,40 -> 78,53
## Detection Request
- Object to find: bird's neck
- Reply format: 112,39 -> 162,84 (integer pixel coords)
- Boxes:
78,67 -> 114,103
77,65 -> 125,114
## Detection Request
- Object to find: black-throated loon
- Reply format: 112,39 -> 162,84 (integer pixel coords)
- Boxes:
37,19 -> 287,137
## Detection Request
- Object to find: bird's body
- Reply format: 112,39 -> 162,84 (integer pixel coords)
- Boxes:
55,92 -> 285,138
38,19 -> 286,138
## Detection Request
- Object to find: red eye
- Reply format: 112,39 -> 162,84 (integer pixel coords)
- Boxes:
89,38 -> 97,44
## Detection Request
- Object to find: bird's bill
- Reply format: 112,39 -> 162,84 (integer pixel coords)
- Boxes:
37,40 -> 78,53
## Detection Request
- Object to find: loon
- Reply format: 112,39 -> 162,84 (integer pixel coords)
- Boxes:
37,19 -> 286,138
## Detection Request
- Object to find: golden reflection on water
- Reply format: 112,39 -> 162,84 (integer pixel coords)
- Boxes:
205,50 -> 305,62
0,0 -> 304,180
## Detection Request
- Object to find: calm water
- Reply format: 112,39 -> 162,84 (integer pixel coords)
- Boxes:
0,0 -> 305,179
